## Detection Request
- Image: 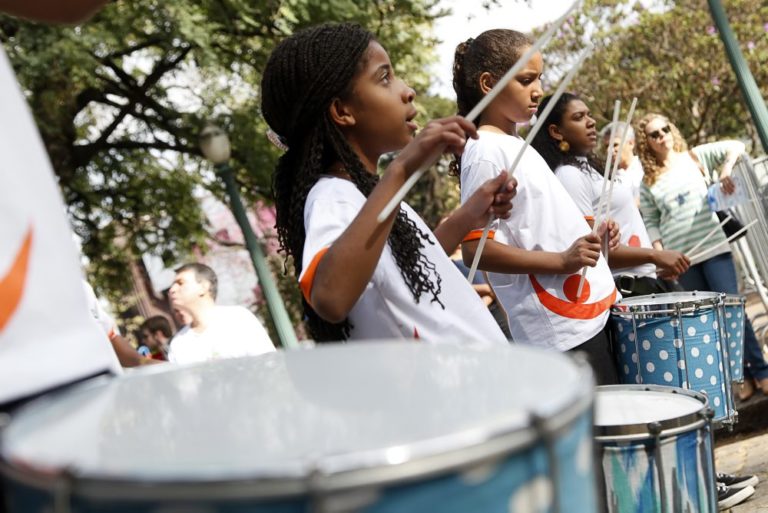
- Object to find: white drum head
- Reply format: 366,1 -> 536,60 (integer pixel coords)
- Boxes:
595,387 -> 704,426
2,342 -> 592,487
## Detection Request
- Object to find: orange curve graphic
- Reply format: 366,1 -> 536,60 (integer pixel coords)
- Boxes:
529,274 -> 616,320
0,228 -> 33,333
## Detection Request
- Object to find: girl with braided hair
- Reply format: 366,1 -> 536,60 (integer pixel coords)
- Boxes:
452,29 -> 621,385
260,23 -> 516,343
529,93 -> 689,296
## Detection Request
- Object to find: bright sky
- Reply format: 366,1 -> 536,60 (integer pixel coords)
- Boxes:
431,0 -> 576,98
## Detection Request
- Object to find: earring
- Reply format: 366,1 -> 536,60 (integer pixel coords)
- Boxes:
558,140 -> 570,153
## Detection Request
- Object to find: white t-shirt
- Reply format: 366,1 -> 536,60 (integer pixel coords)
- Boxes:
460,132 -> 619,351
555,159 -> 655,277
299,176 -> 507,344
617,156 -> 644,201
1,48 -> 121,404
168,305 -> 276,364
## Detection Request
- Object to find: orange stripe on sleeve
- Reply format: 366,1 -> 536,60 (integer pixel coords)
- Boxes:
584,216 -> 595,222
299,247 -> 330,305
462,229 -> 495,243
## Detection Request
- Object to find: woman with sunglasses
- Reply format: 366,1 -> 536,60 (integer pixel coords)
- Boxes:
636,113 -> 768,401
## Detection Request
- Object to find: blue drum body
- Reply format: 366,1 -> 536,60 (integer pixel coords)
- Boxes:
723,294 -> 746,383
595,386 -> 717,513
611,292 -> 736,426
2,342 -> 597,513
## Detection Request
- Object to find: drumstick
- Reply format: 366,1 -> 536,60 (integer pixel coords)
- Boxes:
630,214 -> 738,279
466,45 -> 593,284
601,97 -> 638,265
686,214 -> 732,256
593,101 -> 621,231
575,100 -> 621,300
688,219 -> 757,265
376,0 -> 581,224
600,96 -> 637,270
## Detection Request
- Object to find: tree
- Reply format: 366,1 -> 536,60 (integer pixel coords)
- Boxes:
541,0 -> 768,149
0,0 -> 447,308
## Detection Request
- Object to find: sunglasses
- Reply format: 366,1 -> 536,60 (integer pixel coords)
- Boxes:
647,125 -> 671,140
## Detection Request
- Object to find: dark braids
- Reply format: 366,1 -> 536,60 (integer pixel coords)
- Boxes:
261,23 -> 443,342
450,29 -> 533,177
530,93 -> 603,174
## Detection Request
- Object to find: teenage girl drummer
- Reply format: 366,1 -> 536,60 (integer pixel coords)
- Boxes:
260,23 -> 516,344
453,29 -> 620,384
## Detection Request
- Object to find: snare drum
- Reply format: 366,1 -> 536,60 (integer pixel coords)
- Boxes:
611,292 -> 736,425
723,294 -> 746,383
594,385 -> 717,513
1,342 -> 597,513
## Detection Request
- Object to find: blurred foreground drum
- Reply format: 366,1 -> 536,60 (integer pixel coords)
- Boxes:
1,342 -> 596,513
723,294 -> 746,383
594,385 -> 717,513
611,292 -> 736,425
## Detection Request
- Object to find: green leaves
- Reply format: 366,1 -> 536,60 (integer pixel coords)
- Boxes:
0,0 -> 445,312
544,0 -> 768,148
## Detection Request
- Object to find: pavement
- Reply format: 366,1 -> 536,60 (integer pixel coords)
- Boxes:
716,430 -> 768,512
713,291 -> 768,512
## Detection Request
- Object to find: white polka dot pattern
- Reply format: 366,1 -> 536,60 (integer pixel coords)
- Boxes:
612,306 -> 731,422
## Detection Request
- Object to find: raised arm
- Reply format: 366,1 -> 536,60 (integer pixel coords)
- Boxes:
309,117 -> 477,323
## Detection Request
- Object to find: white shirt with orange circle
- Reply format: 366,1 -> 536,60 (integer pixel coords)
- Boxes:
460,132 -> 619,351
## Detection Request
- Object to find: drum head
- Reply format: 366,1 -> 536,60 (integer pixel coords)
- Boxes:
594,385 -> 707,437
2,342 -> 592,493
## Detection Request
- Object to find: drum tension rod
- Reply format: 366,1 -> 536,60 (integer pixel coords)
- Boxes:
531,413 -> 562,513
648,421 -> 670,513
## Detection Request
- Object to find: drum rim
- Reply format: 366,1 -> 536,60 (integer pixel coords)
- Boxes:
0,349 -> 595,500
593,385 -> 710,440
723,294 -> 746,306
611,291 -> 722,317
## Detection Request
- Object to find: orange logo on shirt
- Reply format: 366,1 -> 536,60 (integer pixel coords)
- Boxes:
628,235 -> 641,247
0,228 -> 33,333
529,274 -> 616,320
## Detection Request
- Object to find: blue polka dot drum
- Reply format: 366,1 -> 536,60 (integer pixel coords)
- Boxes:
611,292 -> 736,426
723,295 -> 746,383
594,385 -> 717,513
1,343 -> 598,513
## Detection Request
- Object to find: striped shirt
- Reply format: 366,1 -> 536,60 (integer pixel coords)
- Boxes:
639,153 -> 729,258
691,140 -> 746,181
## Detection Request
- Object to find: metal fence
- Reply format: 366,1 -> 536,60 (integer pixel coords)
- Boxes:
732,155 -> 768,335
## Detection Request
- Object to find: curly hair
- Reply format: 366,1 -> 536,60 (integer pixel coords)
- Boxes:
260,23 -> 443,342
634,113 -> 688,187
449,29 -> 533,176
530,92 -> 603,174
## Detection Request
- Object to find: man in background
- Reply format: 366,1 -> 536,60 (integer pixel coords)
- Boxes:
167,263 -> 275,364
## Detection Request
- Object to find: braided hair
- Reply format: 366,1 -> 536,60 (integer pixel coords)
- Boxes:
261,23 -> 443,342
530,93 -> 603,174
450,29 -> 533,176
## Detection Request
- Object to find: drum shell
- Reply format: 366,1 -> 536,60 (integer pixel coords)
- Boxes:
611,292 -> 735,425
594,385 -> 717,513
722,295 -> 745,383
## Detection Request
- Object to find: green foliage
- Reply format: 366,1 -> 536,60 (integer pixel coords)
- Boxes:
542,0 -> 768,150
0,0 -> 447,311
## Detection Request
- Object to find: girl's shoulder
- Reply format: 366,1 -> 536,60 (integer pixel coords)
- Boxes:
305,176 -> 366,210
308,175 -> 362,198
